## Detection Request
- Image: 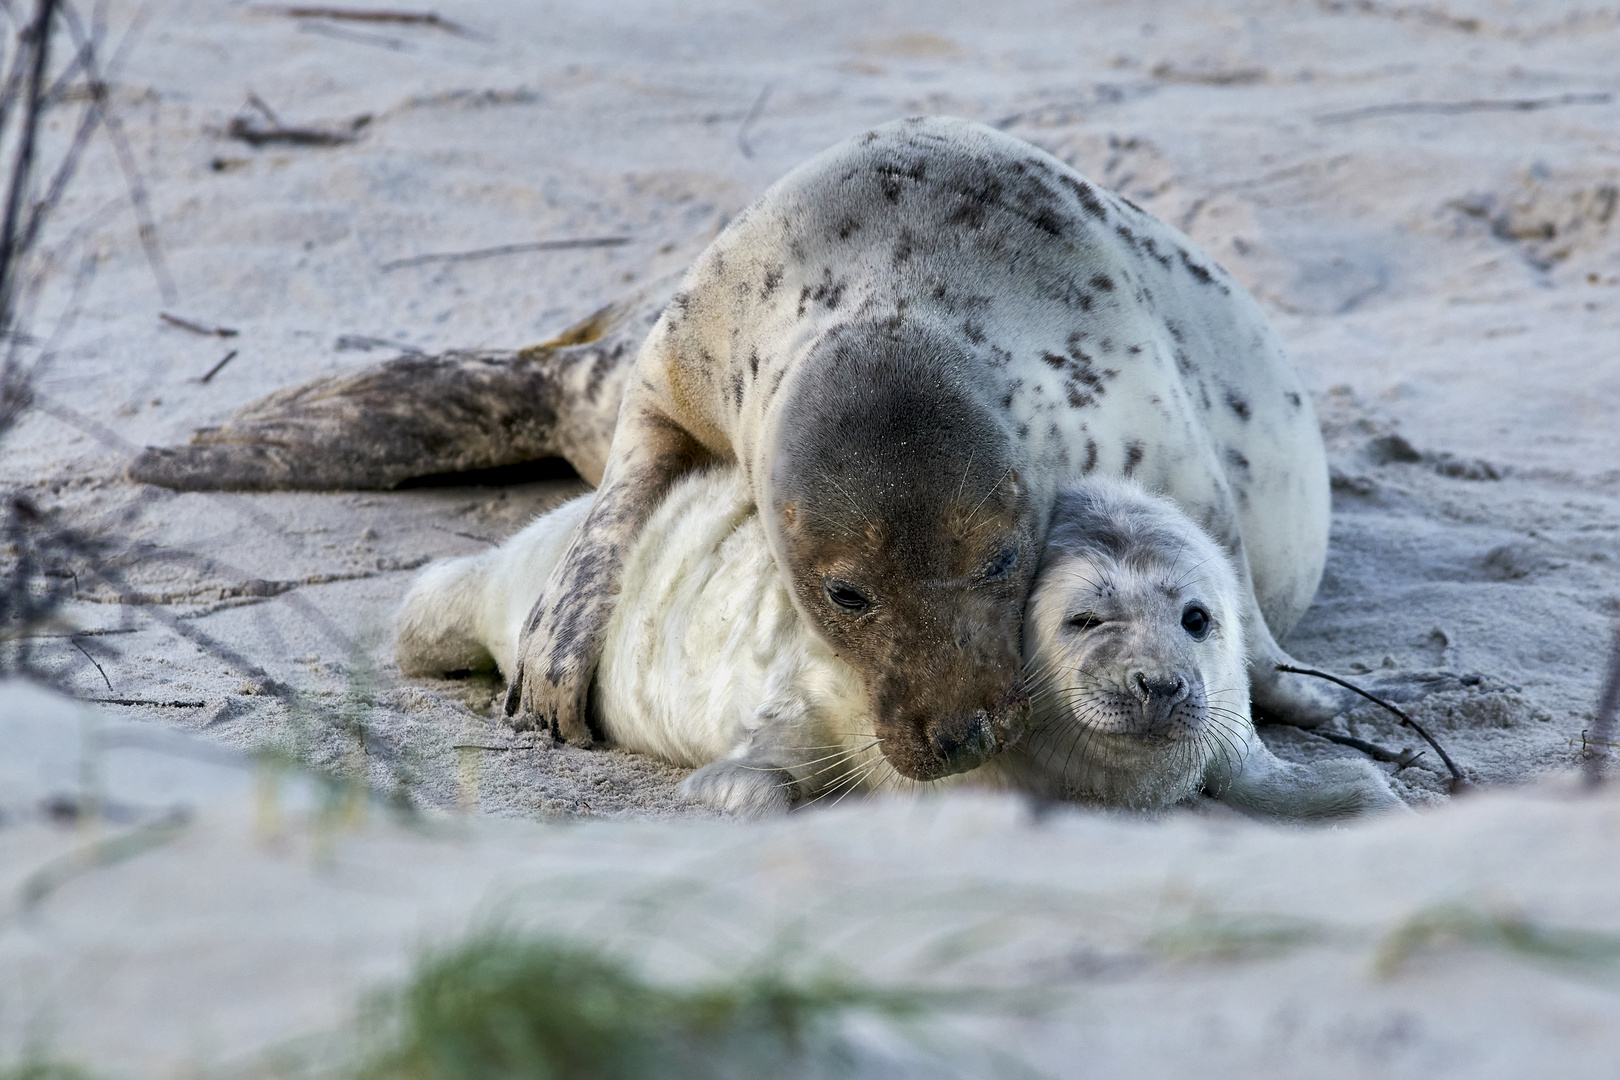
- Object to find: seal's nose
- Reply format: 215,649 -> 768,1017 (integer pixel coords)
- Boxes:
1132,671 -> 1187,703
926,710 -> 997,770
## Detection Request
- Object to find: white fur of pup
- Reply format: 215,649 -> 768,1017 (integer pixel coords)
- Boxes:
396,470 -> 1402,820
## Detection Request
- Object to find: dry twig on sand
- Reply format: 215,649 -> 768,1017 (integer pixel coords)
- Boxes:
160,311 -> 237,337
1275,664 -> 1468,792
1317,91 -> 1612,124
250,5 -> 474,36
380,236 -> 630,271
1584,626 -> 1620,786
737,83 -> 773,159
199,349 -> 238,383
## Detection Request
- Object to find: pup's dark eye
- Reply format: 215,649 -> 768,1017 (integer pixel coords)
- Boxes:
984,545 -> 1019,580
1181,604 -> 1211,640
823,579 -> 871,613
1064,613 -> 1102,633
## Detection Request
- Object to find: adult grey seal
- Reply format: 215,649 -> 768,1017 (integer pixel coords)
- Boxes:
396,468 -> 1403,818
504,115 -> 1343,779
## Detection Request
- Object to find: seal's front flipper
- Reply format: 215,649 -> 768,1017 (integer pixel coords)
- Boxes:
680,759 -> 795,818
128,275 -> 679,492
1207,732 -> 1406,819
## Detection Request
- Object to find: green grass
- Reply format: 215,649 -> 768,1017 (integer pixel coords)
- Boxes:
343,931 -> 940,1080
0,1058 -> 96,1080
1376,903 -> 1620,980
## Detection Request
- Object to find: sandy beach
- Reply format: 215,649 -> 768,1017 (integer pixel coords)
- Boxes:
2,0 -> 1618,1072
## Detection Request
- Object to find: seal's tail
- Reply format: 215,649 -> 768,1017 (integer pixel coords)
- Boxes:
394,493 -> 596,679
128,274 -> 679,492
394,551 -> 501,678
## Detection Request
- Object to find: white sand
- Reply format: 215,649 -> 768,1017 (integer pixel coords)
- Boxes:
1,0 -> 1618,1069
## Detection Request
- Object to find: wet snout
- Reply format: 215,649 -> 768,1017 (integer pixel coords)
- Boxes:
1129,667 -> 1197,736
872,636 -> 1031,781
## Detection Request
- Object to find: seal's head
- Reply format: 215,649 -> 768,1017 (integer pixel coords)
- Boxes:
767,321 -> 1037,781
1020,478 -> 1250,809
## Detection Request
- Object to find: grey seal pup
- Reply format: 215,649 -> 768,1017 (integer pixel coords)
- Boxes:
397,468 -> 1402,819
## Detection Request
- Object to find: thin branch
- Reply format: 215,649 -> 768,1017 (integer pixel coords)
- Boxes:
1275,663 -> 1467,791
70,634 -> 111,689
89,696 -> 205,707
380,235 -> 630,271
227,113 -> 366,148
160,311 -> 238,337
1303,727 -> 1425,768
56,0 -> 176,303
1585,624 -> 1620,787
249,4 -> 476,36
1317,91 -> 1612,124
0,0 -> 60,331
198,349 -> 237,382
737,82 -> 772,159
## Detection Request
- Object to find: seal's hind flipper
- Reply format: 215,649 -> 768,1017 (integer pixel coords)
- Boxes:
128,275 -> 680,492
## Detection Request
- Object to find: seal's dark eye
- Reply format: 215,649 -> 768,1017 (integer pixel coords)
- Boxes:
1064,613 -> 1102,633
823,579 -> 871,613
1181,604 -> 1211,640
984,545 -> 1019,580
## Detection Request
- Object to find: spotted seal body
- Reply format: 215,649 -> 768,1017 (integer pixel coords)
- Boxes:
399,470 -> 1401,819
507,115 -> 1340,777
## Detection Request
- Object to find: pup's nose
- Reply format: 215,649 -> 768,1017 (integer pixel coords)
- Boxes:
1132,671 -> 1186,703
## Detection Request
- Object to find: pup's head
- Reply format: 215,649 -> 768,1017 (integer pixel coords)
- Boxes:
1020,478 -> 1250,809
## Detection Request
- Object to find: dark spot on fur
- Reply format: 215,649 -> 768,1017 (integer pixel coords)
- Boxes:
1174,349 -> 1195,376
730,372 -> 745,411
797,285 -> 812,319
1090,274 -> 1115,292
1001,392 -> 1014,409
768,367 -> 787,400
761,265 -> 783,299
1082,439 -> 1098,473
836,216 -> 862,239
1065,384 -> 1094,409
748,349 -> 760,380
1128,344 -> 1143,355
1115,223 -> 1137,245
1017,423 -> 1029,438
877,158 -> 927,202
1225,390 -> 1251,421
1099,338 -> 1113,352
1286,391 -> 1302,408
1119,195 -> 1145,214
1061,175 -> 1109,220
892,230 -> 916,265
1226,448 -> 1250,471
1042,351 -> 1067,370
1141,237 -> 1172,269
1166,321 -> 1185,343
1122,440 -> 1145,476
809,269 -> 846,311
1177,248 -> 1214,285
962,318 -> 986,344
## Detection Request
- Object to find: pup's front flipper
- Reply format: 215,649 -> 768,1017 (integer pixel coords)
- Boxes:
1209,734 -> 1407,820
680,760 -> 795,818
